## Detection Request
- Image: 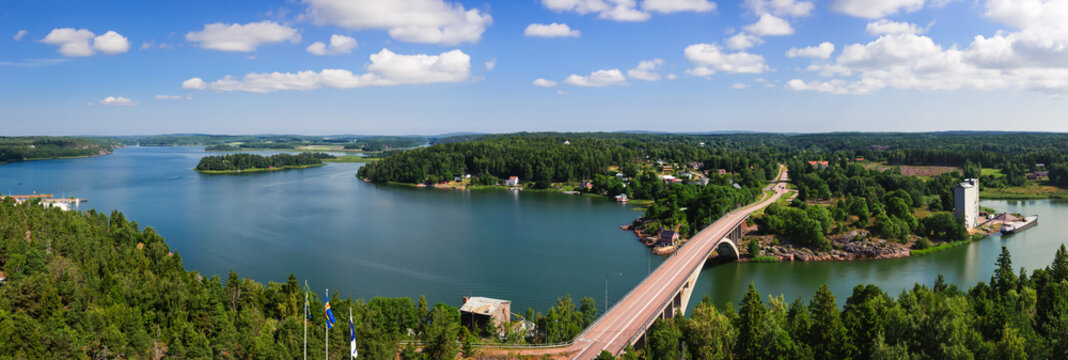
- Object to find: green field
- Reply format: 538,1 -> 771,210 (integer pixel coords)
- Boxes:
981,182 -> 1068,199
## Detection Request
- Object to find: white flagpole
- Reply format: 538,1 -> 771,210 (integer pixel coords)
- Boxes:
303,280 -> 308,360
325,289 -> 329,360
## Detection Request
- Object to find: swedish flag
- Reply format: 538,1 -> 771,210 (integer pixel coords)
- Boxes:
325,301 -> 337,329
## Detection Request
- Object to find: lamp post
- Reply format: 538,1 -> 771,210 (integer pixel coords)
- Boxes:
604,272 -> 623,314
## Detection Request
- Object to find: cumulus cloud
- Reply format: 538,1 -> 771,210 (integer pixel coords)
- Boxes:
524,23 -> 581,38
831,0 -> 925,19
564,69 -> 627,87
786,42 -> 835,59
186,21 -> 300,52
627,59 -> 665,81
156,94 -> 193,100
731,82 -> 751,89
92,31 -> 130,55
302,0 -> 491,45
727,32 -> 762,50
98,96 -> 138,107
306,34 -> 357,55
642,0 -> 716,13
744,14 -> 794,37
183,48 -> 471,93
866,20 -> 925,36
744,0 -> 813,17
788,0 -> 1068,99
684,43 -> 769,76
540,0 -> 714,22
533,78 -> 558,87
41,28 -> 130,57
13,30 -> 28,41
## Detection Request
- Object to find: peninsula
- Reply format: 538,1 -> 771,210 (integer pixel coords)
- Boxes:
194,152 -> 334,174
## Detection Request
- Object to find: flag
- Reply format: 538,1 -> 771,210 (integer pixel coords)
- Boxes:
304,284 -> 312,320
325,301 -> 337,329
349,313 -> 358,358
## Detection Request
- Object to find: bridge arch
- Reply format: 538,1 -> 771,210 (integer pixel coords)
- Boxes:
715,239 -> 740,259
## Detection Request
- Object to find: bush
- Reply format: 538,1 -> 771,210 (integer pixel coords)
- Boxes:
913,237 -> 931,250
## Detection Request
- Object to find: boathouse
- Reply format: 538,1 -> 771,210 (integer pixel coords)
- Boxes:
460,296 -> 511,331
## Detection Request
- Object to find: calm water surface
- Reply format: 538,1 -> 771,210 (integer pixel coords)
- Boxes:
3,146 -> 1067,315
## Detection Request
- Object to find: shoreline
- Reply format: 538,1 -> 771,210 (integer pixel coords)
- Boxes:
195,163 -> 324,174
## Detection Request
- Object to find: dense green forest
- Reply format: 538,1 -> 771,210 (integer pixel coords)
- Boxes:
121,134 -> 431,151
3,198 -> 1068,359
602,246 -> 1068,360
195,153 -> 334,173
0,137 -> 119,164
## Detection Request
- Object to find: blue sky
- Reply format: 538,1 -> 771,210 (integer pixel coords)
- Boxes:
2,0 -> 1068,135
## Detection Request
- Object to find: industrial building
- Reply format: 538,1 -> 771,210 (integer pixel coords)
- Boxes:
955,178 -> 979,229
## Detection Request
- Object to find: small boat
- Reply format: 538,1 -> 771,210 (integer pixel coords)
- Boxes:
1001,215 -> 1038,234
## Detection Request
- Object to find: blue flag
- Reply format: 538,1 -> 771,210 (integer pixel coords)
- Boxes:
325,301 -> 337,329
350,313 -> 358,358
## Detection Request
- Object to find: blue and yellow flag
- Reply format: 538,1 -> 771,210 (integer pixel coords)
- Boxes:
325,301 -> 337,329
305,284 -> 312,320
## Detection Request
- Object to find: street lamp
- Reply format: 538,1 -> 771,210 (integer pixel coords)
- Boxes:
604,272 -> 623,314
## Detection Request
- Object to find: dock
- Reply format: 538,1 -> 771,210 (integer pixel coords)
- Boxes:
2,194 -> 87,211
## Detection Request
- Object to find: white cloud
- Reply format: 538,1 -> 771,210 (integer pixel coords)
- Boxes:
485,58 -> 496,71
306,34 -> 357,56
684,43 -> 769,75
182,77 -> 207,90
98,96 -> 138,107
13,30 -> 28,41
731,82 -> 751,89
41,28 -> 96,57
556,89 -> 569,95
186,21 -> 301,52
539,0 -> 712,22
564,69 -> 628,87
184,48 -> 471,93
302,0 -> 491,45
786,42 -> 835,59
745,0 -> 814,17
156,94 -> 193,100
744,14 -> 794,37
666,73 -> 679,79
524,23 -> 581,38
831,0 -> 925,19
533,78 -> 558,87
866,20 -> 924,36
642,0 -> 716,13
92,31 -> 130,55
727,32 -> 762,50
627,59 -> 665,81
140,41 -> 154,50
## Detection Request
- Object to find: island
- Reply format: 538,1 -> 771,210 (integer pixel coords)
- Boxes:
194,152 -> 334,174
0,136 -> 120,165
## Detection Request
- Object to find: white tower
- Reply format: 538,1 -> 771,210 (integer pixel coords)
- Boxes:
954,178 -> 979,229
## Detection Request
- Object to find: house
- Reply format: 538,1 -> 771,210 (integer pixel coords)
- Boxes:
662,165 -> 674,172
579,181 -> 594,190
659,175 -> 676,182
461,297 -> 512,331
718,169 -> 728,175
615,172 -> 625,178
0,271 -> 5,285
562,140 -> 571,145
505,176 -> 519,187
679,172 -> 694,179
614,194 -> 629,202
807,160 -> 830,169
658,230 -> 679,246
454,176 -> 463,182
1027,173 -> 1039,180
1037,163 -> 1046,168
1036,170 -> 1050,177
855,157 -> 865,161
697,178 -> 710,186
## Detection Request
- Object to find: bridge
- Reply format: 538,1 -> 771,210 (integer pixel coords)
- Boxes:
485,166 -> 790,359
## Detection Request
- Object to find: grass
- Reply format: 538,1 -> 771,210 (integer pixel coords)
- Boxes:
981,181 -> 1068,200
750,256 -> 781,263
323,156 -> 379,163
910,234 -> 988,256
981,168 -> 1003,177
195,163 -> 324,174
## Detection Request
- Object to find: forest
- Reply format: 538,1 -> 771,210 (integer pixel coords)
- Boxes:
0,137 -> 119,164
195,153 -> 335,172
3,198 -> 1068,359
123,135 -> 431,151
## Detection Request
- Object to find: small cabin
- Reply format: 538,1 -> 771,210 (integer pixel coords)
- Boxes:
461,297 -> 511,331
505,176 -> 519,187
658,230 -> 679,246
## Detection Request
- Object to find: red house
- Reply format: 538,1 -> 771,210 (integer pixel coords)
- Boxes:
658,230 -> 679,246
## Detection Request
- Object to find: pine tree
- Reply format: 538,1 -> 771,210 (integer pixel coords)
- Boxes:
735,282 -> 767,360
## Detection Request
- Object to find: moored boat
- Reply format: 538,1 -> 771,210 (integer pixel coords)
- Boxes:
1001,215 -> 1038,234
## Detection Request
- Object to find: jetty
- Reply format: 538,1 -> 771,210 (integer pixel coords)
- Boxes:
2,194 -> 87,211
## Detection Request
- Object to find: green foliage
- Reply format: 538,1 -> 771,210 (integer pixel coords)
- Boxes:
195,152 -> 334,172
918,212 -> 968,241
646,318 -> 682,360
754,203 -> 832,251
0,136 -> 118,163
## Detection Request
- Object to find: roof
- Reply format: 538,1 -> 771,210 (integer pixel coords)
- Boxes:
461,297 -> 510,315
660,230 -> 677,237
0,271 -> 5,280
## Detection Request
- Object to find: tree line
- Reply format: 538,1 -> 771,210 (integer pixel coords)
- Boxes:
195,153 -> 334,172
0,136 -> 119,163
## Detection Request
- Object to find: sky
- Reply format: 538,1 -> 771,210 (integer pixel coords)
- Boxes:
2,0 -> 1068,135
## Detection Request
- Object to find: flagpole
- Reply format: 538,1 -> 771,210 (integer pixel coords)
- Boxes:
303,280 -> 308,360
325,289 -> 329,360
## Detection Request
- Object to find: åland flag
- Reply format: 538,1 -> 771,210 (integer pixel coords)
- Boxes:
325,301 -> 337,329
349,313 -> 358,358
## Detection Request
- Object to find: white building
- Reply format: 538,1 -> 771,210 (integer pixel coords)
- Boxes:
505,176 -> 519,187
954,178 -> 979,229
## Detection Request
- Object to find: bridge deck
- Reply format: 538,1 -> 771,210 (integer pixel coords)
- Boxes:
567,167 -> 790,359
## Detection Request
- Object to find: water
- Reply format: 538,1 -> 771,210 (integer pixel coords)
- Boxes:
689,199 -> 1068,311
0,146 -> 658,313
4,146 -> 1068,316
